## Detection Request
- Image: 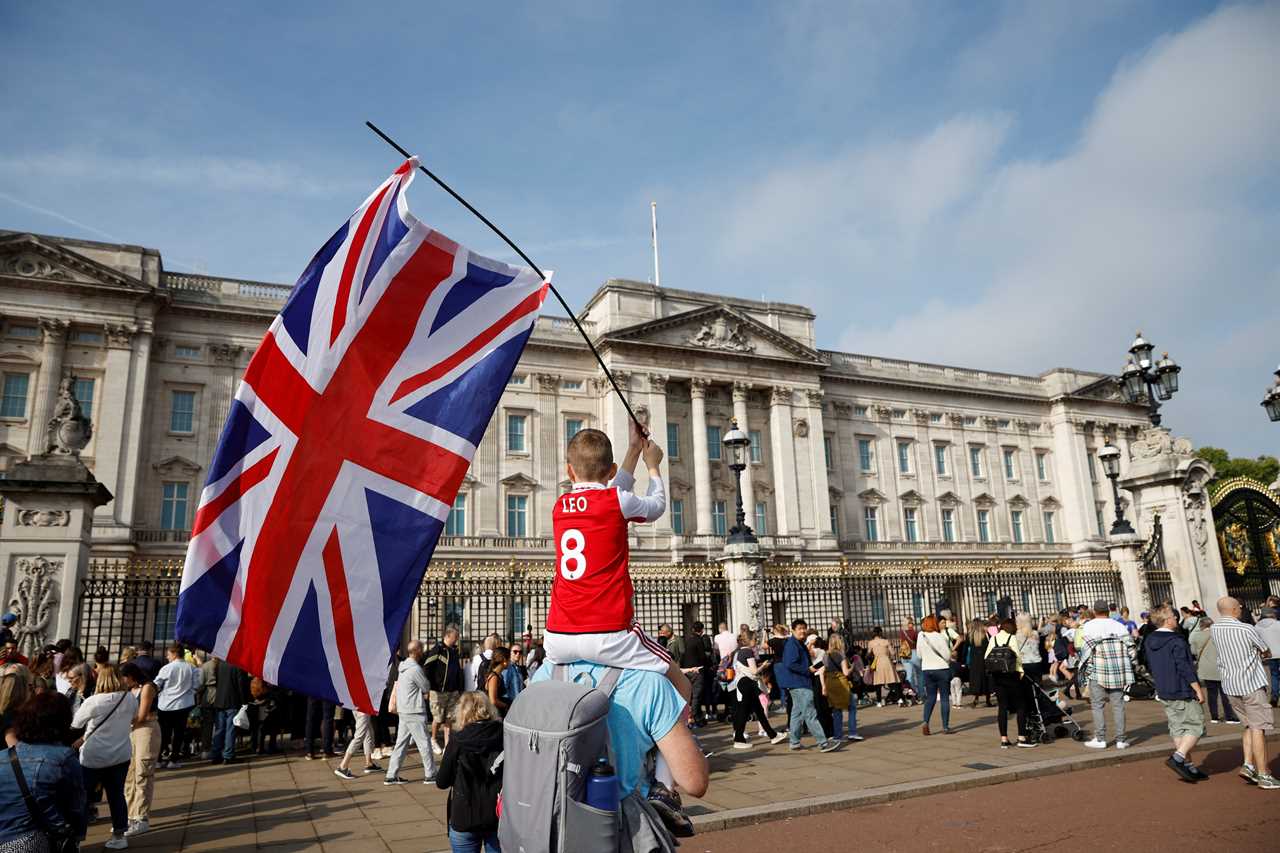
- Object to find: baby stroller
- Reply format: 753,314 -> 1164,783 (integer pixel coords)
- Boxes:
1024,681 -> 1086,744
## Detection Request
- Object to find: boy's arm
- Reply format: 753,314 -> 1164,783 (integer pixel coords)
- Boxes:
618,417 -> 646,477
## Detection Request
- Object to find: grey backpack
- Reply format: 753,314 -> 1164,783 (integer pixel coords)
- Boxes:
498,665 -> 621,853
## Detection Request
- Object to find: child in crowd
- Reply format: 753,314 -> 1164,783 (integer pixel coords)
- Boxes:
542,419 -> 694,832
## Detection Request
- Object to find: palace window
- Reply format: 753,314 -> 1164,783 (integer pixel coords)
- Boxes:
935,444 -> 948,476
897,441 -> 912,474
174,344 -> 201,360
755,501 -> 768,535
977,509 -> 991,543
160,482 -> 189,530
830,505 -> 840,537
506,495 -> 527,537
1043,511 -> 1056,544
6,324 -> 38,339
1088,455 -> 1097,483
561,379 -> 583,391
1011,510 -> 1024,543
929,413 -> 943,424
824,436 -> 834,470
667,423 -> 680,459
853,405 -> 868,417
707,426 -> 722,461
1,373 -> 30,418
1003,448 -> 1017,480
72,377 -> 95,420
864,506 -> 879,541
942,508 -> 956,543
445,494 -> 466,536
1036,451 -> 1050,481
858,438 -> 874,472
969,446 -> 984,477
671,499 -> 685,535
565,418 -> 583,448
749,430 -> 763,463
1096,504 -> 1107,536
507,374 -> 527,386
507,414 -> 527,453
712,500 -> 727,536
169,390 -> 195,433
70,329 -> 103,345
904,507 -> 919,543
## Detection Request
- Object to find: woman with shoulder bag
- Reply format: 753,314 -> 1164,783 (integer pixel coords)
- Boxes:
918,616 -> 956,736
823,635 -> 862,742
435,692 -> 503,853
71,665 -> 137,850
0,691 -> 87,853
730,630 -> 784,748
120,662 -> 159,840
986,619 -> 1035,750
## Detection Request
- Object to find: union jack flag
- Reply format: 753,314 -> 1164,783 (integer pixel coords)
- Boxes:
176,158 -> 549,711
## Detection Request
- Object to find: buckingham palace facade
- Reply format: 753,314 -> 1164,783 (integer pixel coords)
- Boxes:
0,230 -> 1161,642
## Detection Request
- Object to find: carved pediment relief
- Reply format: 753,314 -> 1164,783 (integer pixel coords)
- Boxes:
858,488 -> 889,506
937,491 -> 963,507
501,472 -> 539,490
899,489 -> 926,507
604,305 -> 823,364
973,492 -> 997,508
1007,493 -> 1030,510
152,455 -> 201,477
828,485 -> 844,500
668,476 -> 692,496
0,234 -> 146,291
1040,496 -> 1062,510
752,480 -> 774,496
459,472 -> 481,489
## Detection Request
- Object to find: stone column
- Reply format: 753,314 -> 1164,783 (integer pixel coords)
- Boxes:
26,318 -> 69,456
1119,428 -> 1229,607
1108,533 -> 1148,612
1049,406 -> 1097,548
690,378 -> 713,534
769,386 -> 798,535
720,541 -> 768,635
648,374 -> 673,535
731,382 -> 755,532
90,331 -> 139,530
535,373 -> 561,538
476,422 -> 499,536
113,325 -> 151,528
806,389 -> 834,540
0,456 -> 112,649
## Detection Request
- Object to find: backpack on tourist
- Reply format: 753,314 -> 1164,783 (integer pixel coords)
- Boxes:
715,651 -> 736,684
498,665 -> 623,853
986,635 -> 1019,675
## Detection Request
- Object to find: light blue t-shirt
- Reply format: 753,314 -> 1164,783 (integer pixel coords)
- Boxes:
529,661 -> 684,797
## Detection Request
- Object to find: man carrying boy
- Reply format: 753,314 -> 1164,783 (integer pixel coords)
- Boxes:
1144,605 -> 1208,782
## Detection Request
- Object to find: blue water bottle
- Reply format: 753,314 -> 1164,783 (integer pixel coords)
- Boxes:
584,757 -> 620,812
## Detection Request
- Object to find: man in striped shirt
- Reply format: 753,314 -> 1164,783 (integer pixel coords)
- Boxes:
1210,596 -> 1278,789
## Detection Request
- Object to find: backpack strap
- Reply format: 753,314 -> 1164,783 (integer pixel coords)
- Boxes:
595,667 -> 623,699
551,664 -> 565,682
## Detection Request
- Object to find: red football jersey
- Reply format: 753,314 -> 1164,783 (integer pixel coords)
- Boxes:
546,486 -> 637,633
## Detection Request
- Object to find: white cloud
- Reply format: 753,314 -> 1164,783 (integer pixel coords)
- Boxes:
708,3 -> 1280,456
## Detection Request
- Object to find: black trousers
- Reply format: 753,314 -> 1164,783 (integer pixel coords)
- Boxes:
158,708 -> 189,760
993,673 -> 1026,738
732,678 -> 777,742
687,671 -> 705,722
305,697 -> 335,755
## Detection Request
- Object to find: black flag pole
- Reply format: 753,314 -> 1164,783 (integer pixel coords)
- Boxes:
364,120 -> 646,437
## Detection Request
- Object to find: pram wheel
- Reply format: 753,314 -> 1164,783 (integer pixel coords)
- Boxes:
1054,725 -> 1069,738
1071,730 -> 1086,742
1040,733 -> 1054,745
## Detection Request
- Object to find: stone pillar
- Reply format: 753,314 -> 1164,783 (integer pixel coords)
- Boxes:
1108,533 -> 1148,612
1119,427 -> 1229,608
805,389 -> 834,541
648,374 -> 673,535
26,318 -> 69,457
91,329 -> 140,529
769,387 -> 797,535
690,378 -> 713,534
731,382 -> 755,532
720,541 -> 768,635
113,325 -> 151,528
1050,406 -> 1097,549
535,373 -> 561,538
0,456 -> 112,650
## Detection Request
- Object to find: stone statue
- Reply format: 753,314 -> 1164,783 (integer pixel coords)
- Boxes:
687,316 -> 755,353
8,557 -> 59,660
44,377 -> 93,456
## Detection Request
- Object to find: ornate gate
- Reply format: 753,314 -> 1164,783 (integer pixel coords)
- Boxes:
1212,477 -> 1280,612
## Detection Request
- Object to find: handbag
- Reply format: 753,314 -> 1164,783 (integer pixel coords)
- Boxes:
7,747 -> 79,853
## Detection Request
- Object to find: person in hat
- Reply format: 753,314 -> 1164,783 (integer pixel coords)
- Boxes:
0,614 -> 15,649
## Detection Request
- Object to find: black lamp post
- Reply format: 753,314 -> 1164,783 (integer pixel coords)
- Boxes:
723,418 -> 756,545
1097,440 -> 1135,536
1119,332 -> 1181,426
1262,365 -> 1280,423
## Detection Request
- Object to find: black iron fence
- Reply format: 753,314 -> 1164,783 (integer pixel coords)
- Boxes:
1142,516 -> 1174,607
76,555 -> 1126,660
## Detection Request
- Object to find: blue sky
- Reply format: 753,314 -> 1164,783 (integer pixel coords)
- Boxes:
2,1 -> 1277,458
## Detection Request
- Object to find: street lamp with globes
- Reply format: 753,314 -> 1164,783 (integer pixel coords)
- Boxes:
1119,332 -> 1181,426
1262,365 -> 1280,423
1097,440 -> 1135,536
722,418 -> 756,545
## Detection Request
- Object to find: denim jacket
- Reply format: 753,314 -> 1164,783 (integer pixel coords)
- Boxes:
0,742 -> 88,843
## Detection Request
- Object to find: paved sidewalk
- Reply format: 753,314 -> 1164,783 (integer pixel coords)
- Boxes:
82,697 -> 1262,851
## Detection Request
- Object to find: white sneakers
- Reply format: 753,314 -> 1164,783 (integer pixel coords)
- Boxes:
124,819 -> 149,837
732,741 -> 753,750
770,733 -> 788,744
1083,738 -> 1107,749
1115,740 -> 1131,750
431,741 -> 444,756
104,835 -> 129,849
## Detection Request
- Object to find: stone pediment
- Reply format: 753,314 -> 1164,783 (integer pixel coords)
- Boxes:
973,492 -> 997,508
153,455 -> 201,476
858,488 -> 889,506
604,305 -> 823,364
1040,495 -> 1062,510
0,233 -> 146,292
937,491 -> 963,507
501,472 -> 539,490
899,489 -> 926,507
1007,493 -> 1030,510
667,476 -> 692,496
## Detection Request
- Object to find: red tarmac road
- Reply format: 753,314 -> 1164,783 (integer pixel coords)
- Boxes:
695,744 -> 1280,852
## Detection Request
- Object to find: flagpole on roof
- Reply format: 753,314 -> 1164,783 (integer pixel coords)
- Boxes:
365,121 -> 647,437
651,201 -> 661,288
